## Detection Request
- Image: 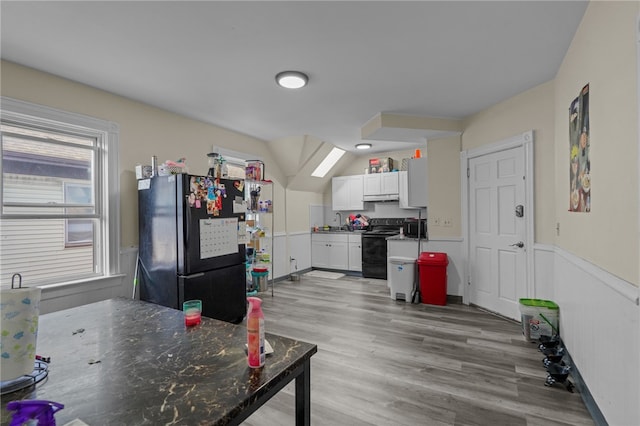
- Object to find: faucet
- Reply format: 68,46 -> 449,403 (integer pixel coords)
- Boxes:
335,212 -> 343,229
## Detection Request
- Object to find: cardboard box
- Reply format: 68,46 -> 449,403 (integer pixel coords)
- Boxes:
369,157 -> 394,173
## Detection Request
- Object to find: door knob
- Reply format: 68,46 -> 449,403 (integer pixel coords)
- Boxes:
510,241 -> 524,248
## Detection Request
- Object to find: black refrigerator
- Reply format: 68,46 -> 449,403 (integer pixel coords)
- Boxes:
138,173 -> 247,323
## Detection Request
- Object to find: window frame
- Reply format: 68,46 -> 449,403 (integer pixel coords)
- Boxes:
1,96 -> 120,287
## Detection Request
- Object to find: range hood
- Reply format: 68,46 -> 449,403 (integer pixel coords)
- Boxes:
363,193 -> 399,202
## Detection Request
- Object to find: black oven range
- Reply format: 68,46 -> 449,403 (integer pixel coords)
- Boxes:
361,218 -> 405,280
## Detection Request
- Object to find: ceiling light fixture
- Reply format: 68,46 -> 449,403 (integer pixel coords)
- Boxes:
275,71 -> 308,89
355,143 -> 372,150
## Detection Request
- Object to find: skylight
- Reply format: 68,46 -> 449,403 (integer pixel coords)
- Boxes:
311,147 -> 345,178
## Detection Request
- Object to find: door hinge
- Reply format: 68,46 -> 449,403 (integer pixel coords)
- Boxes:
467,167 -> 470,178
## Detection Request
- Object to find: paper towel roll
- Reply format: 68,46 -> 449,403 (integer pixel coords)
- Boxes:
1,287 -> 41,381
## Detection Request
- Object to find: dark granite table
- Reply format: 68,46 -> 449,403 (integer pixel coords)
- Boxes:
1,298 -> 317,425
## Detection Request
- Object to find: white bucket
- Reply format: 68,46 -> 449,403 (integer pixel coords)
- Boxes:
0,286 -> 42,381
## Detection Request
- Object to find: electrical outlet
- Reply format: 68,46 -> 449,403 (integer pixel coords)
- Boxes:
433,217 -> 441,226
443,218 -> 452,227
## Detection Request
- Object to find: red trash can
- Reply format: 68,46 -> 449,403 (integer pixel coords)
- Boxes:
417,252 -> 449,305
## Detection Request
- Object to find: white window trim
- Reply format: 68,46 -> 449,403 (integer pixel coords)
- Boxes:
1,96 -> 121,281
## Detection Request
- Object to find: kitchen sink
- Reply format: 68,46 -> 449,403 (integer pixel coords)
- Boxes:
316,226 -> 350,233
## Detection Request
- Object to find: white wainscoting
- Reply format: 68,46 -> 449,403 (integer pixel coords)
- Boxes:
257,232 -> 311,281
39,275 -> 125,314
272,232 -> 287,279
285,232 -> 312,277
388,237 -> 464,297
554,247 -> 639,426
38,247 -> 135,313
533,244 -> 556,300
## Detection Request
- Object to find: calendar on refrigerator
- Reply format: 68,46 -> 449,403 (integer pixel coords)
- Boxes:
200,217 -> 239,259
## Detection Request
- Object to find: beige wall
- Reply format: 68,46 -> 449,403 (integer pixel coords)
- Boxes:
553,1 -> 639,285
427,135 -> 462,237
0,60 -> 290,247
460,1 -> 639,285
285,189 -> 324,233
462,80 -> 556,244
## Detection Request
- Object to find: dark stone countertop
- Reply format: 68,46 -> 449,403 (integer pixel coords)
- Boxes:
311,228 -> 367,234
1,298 -> 317,426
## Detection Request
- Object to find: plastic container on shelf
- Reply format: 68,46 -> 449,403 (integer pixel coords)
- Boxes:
417,252 -> 449,305
519,299 -> 559,342
388,256 -> 416,302
251,267 -> 269,292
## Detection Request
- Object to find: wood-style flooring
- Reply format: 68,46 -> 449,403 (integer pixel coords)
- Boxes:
243,275 -> 594,426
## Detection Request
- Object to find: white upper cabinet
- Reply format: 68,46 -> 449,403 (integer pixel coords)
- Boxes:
332,176 -> 349,210
363,174 -> 380,196
350,175 -> 364,210
399,158 -> 427,208
381,173 -> 399,195
332,175 -> 364,211
363,173 -> 399,201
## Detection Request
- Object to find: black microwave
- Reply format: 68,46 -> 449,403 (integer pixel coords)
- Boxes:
403,218 -> 427,238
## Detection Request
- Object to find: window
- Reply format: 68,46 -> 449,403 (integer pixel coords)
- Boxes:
311,147 -> 345,178
213,147 -> 260,179
0,97 -> 120,289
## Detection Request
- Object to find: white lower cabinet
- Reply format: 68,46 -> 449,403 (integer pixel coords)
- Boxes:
311,238 -> 331,268
311,233 -> 351,271
348,233 -> 362,272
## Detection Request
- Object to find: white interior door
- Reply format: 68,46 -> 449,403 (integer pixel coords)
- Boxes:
469,146 -> 526,320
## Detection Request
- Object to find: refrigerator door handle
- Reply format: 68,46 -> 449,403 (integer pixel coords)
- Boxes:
178,272 -> 205,308
181,273 -> 205,279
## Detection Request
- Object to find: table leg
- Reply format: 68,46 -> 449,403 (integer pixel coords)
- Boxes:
295,358 -> 311,426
